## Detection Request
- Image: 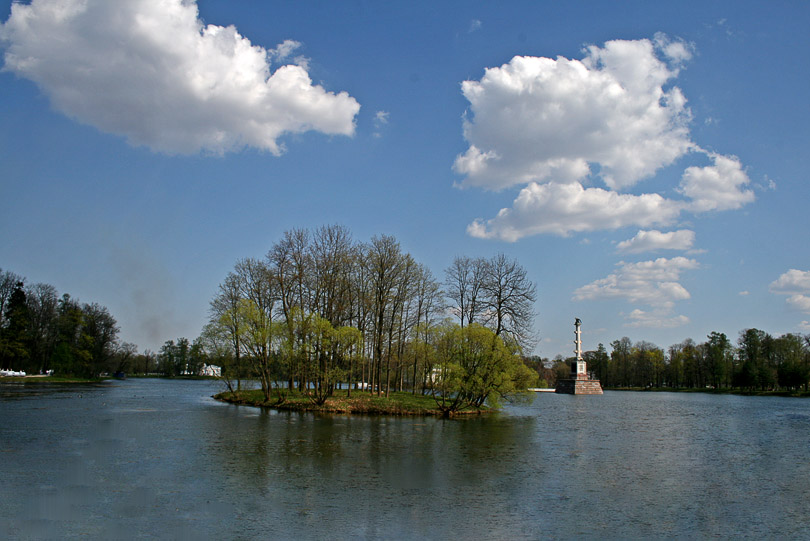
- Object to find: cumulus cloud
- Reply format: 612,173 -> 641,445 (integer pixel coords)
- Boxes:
770,269 -> 810,295
679,153 -> 754,212
468,182 -> 681,240
455,36 -> 754,241
573,257 -> 698,327
786,295 -> 810,312
454,37 -> 693,191
770,270 -> 810,313
626,309 -> 690,329
0,0 -> 360,155
616,229 -> 695,253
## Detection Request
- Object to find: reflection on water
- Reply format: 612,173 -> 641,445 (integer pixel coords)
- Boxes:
1,380 -> 809,539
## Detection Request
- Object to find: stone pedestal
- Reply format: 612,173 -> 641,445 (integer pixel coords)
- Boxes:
555,377 -> 603,395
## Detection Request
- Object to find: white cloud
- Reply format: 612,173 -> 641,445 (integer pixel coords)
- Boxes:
770,270 -> 810,314
372,110 -> 390,138
573,257 -> 698,327
626,309 -> 690,329
799,321 -> 810,332
679,153 -> 754,212
770,269 -> 810,295
617,229 -> 695,253
469,19 -> 482,33
454,37 -> 693,191
455,36 -> 755,241
268,39 -> 302,63
653,32 -> 693,66
467,181 -> 682,241
786,295 -> 810,312
739,290 -> 749,296
0,0 -> 360,155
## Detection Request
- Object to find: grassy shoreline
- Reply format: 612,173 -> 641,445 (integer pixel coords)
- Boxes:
214,388 -> 490,416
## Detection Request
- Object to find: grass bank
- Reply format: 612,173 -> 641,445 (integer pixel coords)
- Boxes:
214,388 -> 490,416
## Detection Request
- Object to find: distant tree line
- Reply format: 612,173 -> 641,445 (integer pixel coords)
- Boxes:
537,329 -> 810,392
0,268 -> 126,378
194,225 -> 537,412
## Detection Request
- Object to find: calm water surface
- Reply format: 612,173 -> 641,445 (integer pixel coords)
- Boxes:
1,379 -> 809,539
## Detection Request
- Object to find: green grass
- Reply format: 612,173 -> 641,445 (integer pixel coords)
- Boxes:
214,388 -> 491,416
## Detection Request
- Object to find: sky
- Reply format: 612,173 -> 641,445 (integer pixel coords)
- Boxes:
1,0 -> 809,359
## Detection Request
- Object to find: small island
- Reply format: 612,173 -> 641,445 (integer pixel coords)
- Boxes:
214,389 -> 487,416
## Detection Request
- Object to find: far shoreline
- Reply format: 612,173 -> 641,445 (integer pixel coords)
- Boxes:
0,374 -> 220,384
604,386 -> 810,398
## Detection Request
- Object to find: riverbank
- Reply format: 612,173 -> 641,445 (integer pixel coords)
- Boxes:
215,388 -> 490,416
606,386 -> 810,398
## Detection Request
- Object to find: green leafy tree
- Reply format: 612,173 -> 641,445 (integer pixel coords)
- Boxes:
735,328 -> 772,390
705,332 -> 732,388
158,340 -> 177,376
51,294 -> 85,375
198,321 -> 237,391
584,344 -> 609,385
24,283 -> 59,374
0,281 -> 29,370
431,323 -> 536,416
610,337 -> 632,387
774,333 -> 809,390
80,303 -> 119,377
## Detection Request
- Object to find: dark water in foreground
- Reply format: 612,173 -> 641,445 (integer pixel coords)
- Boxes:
1,380 -> 809,539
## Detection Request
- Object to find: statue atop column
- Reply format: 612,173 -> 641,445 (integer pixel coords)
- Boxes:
555,317 -> 603,394
571,317 -> 587,379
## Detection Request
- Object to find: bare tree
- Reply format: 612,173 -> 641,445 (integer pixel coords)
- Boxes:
444,256 -> 487,327
210,272 -> 246,390
267,228 -> 312,391
311,224 -> 355,327
481,254 -> 537,353
25,282 -> 59,374
409,263 -> 444,394
233,257 -> 278,401
366,234 -> 407,396
112,342 -> 138,374
348,242 -> 373,395
0,269 -> 25,329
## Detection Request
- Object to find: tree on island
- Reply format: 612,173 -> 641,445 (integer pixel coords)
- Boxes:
431,323 -> 536,416
445,254 -> 537,352
198,225 -> 537,411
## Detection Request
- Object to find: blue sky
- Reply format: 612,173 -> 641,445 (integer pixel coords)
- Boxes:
1,0 -> 808,359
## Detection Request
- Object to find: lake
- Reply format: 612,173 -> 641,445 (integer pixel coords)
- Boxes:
1,379 -> 809,539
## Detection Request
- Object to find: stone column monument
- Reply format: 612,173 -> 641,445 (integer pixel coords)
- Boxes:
555,317 -> 603,395
572,317 -> 587,379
